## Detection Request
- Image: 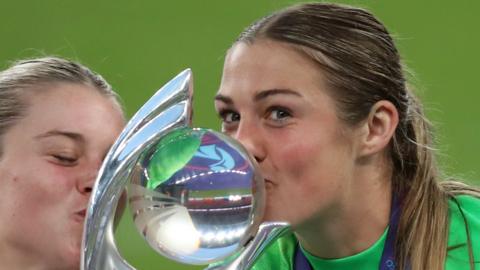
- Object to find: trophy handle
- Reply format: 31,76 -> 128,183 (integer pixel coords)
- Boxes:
81,69 -> 193,270
205,222 -> 291,270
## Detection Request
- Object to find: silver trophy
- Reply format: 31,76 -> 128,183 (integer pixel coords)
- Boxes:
81,70 -> 290,270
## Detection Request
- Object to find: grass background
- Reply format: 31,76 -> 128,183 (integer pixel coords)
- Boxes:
1,1 -> 479,269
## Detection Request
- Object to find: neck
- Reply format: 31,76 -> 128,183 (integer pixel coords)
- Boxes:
295,158 -> 392,259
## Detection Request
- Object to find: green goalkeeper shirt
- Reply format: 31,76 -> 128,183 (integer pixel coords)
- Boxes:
249,195 -> 480,270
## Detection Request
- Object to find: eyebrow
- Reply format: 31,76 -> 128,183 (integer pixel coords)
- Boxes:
253,89 -> 302,102
214,94 -> 234,105
35,130 -> 85,143
214,88 -> 302,104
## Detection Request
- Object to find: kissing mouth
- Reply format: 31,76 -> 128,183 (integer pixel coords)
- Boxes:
74,209 -> 87,222
264,179 -> 275,189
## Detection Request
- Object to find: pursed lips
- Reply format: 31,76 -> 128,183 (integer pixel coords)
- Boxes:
73,209 -> 86,223
264,178 -> 275,190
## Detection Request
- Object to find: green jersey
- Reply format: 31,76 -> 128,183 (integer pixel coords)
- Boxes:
250,195 -> 480,270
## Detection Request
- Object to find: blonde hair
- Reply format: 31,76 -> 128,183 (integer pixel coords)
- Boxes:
0,56 -> 124,155
236,3 -> 479,269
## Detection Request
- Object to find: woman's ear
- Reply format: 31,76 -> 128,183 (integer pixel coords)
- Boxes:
358,100 -> 399,157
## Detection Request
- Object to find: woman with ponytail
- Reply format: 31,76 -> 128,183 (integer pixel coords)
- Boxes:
214,3 -> 479,269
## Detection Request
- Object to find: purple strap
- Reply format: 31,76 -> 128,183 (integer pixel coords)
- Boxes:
294,195 -> 407,270
294,242 -> 313,270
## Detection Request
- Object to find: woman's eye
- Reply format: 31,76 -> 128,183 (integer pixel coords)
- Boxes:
268,107 -> 291,121
52,155 -> 78,166
220,110 -> 240,123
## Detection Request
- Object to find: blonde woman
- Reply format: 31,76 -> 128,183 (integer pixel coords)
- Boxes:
0,57 -> 125,269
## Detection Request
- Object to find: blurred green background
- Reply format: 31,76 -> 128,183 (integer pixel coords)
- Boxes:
1,1 -> 479,269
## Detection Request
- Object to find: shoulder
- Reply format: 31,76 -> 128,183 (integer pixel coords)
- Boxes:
448,195 -> 480,234
451,194 -> 480,213
250,231 -> 297,270
446,195 -> 480,268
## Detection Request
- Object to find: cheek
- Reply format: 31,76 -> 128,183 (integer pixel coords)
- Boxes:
273,130 -> 352,196
7,162 -> 75,214
1,162 -> 79,245
277,143 -> 313,177
272,132 -> 327,179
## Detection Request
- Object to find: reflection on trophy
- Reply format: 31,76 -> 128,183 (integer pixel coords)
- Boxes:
129,127 -> 262,264
81,70 -> 289,270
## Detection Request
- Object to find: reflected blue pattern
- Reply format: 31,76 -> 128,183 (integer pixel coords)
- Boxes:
169,131 -> 253,191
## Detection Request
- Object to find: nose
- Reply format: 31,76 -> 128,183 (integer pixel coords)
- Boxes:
76,160 -> 101,195
232,119 -> 266,163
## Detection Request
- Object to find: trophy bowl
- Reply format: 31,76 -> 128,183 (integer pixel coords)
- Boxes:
128,127 -> 264,265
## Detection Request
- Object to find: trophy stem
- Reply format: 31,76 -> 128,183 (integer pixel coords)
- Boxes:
82,69 -> 193,270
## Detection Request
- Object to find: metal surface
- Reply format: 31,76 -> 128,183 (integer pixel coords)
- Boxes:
81,69 -> 193,270
128,128 -> 266,265
81,69 -> 290,270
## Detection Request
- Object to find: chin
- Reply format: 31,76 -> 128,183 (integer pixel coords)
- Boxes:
61,252 -> 81,270
47,254 -> 80,270
262,210 -> 287,223
57,239 -> 82,270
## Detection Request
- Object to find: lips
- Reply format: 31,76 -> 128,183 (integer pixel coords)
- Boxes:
264,179 -> 275,190
73,209 -> 87,222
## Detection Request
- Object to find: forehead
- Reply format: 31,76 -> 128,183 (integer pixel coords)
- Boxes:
25,82 -> 117,112
20,83 -> 124,143
219,39 -> 330,99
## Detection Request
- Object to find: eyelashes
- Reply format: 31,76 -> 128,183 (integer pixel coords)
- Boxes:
216,106 -> 293,129
49,154 -> 79,166
265,106 -> 292,122
218,109 -> 240,124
